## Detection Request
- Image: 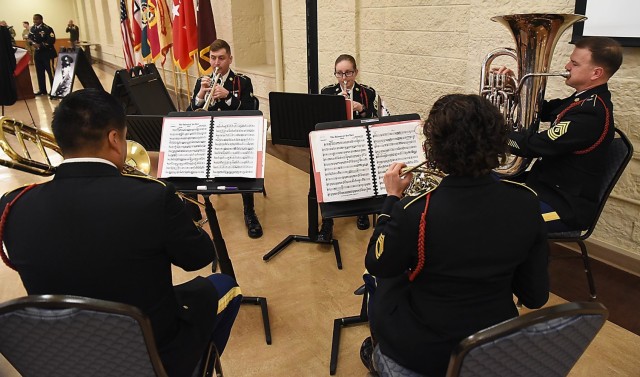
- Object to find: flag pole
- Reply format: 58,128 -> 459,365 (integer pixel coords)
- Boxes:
169,49 -> 183,111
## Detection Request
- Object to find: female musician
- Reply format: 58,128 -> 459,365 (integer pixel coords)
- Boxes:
362,94 -> 549,376
319,54 -> 378,237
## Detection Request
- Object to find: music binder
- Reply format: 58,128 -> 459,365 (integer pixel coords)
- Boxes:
157,113 -> 266,179
309,118 -> 423,203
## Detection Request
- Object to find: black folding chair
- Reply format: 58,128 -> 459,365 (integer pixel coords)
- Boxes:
549,128 -> 633,299
371,302 -> 608,377
0,295 -> 223,377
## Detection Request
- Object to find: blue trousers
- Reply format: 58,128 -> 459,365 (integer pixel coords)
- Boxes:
206,273 -> 242,354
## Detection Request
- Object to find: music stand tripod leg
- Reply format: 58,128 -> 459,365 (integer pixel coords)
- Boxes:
242,296 -> 272,345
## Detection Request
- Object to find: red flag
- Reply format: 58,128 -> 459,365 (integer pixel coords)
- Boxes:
120,0 -> 136,69
171,0 -> 198,71
154,0 -> 173,64
131,0 -> 143,52
197,0 -> 217,75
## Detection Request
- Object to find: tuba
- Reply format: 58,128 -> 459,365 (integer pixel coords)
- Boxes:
479,13 -> 586,176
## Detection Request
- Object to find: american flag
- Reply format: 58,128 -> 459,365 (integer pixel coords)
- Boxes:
120,0 -> 136,69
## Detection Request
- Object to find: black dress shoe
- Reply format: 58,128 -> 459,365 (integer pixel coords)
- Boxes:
356,215 -> 370,230
34,91 -> 47,96
360,336 -> 376,373
244,211 -> 263,238
317,219 -> 333,242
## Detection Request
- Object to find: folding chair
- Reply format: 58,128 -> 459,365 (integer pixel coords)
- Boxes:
0,295 -> 223,377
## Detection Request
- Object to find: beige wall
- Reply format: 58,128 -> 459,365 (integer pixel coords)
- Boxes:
5,1 -> 639,269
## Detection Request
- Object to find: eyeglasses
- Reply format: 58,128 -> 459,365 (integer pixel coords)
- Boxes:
334,71 -> 355,78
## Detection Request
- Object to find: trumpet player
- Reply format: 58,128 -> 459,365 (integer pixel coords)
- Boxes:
360,94 -> 549,375
0,89 -> 242,377
319,54 -> 379,238
189,39 -> 263,238
496,37 -> 623,232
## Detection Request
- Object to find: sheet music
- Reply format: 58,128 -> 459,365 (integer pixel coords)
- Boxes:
310,127 -> 375,202
209,116 -> 265,178
369,120 -> 423,195
158,116 -> 210,177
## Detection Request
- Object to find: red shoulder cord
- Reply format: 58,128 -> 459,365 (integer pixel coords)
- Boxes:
408,192 -> 431,282
358,83 -> 369,115
0,184 -> 38,271
233,76 -> 241,100
554,96 -> 610,155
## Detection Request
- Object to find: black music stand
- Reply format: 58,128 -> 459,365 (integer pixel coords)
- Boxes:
162,110 -> 271,345
262,92 -> 348,268
125,115 -> 163,151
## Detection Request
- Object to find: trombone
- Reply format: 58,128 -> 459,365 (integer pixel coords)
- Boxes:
195,66 -> 221,112
0,116 -> 208,227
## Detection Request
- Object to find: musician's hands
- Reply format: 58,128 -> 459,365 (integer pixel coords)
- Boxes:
493,65 -> 515,77
197,76 -> 212,99
353,101 -> 364,113
211,85 -> 230,101
384,162 -> 412,198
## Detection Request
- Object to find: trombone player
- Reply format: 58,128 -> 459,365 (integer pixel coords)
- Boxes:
190,39 -> 263,239
1,89 -> 242,377
496,36 -> 623,232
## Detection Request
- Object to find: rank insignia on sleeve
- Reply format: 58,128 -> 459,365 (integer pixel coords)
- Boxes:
508,139 -> 520,149
547,121 -> 570,140
375,234 -> 385,259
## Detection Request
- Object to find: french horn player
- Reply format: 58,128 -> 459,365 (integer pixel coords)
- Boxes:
359,94 -> 549,376
495,36 -> 623,232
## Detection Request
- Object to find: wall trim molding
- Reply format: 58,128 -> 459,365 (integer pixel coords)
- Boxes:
554,239 -> 640,277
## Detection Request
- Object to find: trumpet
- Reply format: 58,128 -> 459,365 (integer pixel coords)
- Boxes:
195,66 -> 221,112
400,161 -> 446,197
0,117 -> 208,227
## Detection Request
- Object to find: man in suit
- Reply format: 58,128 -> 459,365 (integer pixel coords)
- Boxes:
0,89 -> 242,377
65,19 -> 79,47
190,39 -> 263,238
28,14 -> 57,95
499,36 -> 623,232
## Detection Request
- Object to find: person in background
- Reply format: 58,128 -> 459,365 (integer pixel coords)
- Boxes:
28,14 -> 57,95
21,21 -> 34,63
0,89 -> 242,377
0,21 -> 15,46
318,54 -> 379,240
362,94 -> 549,376
66,19 -> 79,47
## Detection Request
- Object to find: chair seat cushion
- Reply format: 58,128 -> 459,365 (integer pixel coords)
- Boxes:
372,344 -> 425,377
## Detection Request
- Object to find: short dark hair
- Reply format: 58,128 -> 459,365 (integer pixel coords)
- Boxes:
209,39 -> 231,55
574,36 -> 623,77
33,14 -> 43,20
52,89 -> 125,154
334,54 -> 357,71
423,94 -> 507,177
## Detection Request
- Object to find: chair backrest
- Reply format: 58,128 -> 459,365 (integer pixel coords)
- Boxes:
446,302 -> 608,377
565,128 -> 633,238
0,295 -> 169,377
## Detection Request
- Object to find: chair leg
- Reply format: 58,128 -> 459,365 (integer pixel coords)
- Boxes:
577,240 -> 597,300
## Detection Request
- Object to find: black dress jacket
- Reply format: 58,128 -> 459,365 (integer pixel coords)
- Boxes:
365,175 -> 549,376
509,84 -> 615,229
190,69 -> 255,111
321,82 -> 378,119
1,162 -> 217,377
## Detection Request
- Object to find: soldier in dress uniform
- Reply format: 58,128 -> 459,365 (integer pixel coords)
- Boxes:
318,54 -> 379,239
189,39 -> 263,239
361,94 -> 549,375
28,14 -> 57,95
499,37 -> 623,232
